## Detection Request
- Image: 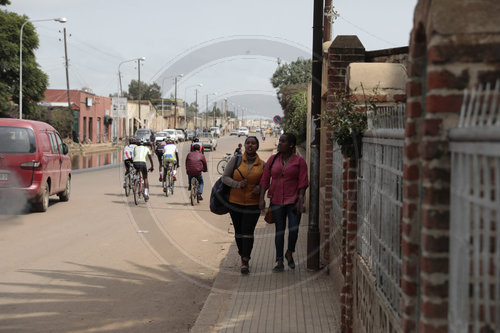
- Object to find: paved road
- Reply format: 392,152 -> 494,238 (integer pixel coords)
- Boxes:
0,135 -> 275,332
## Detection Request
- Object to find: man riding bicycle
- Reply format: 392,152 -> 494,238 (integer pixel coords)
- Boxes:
133,138 -> 154,200
185,143 -> 207,201
161,139 -> 180,189
123,137 -> 137,188
190,137 -> 204,154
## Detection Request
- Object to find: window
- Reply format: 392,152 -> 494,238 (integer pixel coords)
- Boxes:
48,132 -> 58,153
0,126 -> 36,154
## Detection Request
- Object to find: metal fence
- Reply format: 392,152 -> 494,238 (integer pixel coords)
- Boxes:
449,80 -> 500,333
357,104 -> 405,316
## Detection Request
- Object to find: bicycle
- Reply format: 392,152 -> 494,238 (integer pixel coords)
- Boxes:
132,168 -> 150,205
190,176 -> 200,206
217,153 -> 233,175
123,165 -> 135,197
162,162 -> 175,196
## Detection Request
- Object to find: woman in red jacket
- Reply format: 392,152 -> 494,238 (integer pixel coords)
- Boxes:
259,133 -> 309,272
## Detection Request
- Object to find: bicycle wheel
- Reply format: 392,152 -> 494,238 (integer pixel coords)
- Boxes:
217,159 -> 228,175
169,172 -> 175,195
133,177 -> 139,205
124,174 -> 130,197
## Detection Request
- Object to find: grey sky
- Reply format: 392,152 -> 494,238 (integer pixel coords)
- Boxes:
7,0 -> 417,119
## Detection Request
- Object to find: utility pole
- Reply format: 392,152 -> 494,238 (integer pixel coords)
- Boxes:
174,76 -> 179,128
323,0 -> 332,42
138,58 -> 142,126
212,101 -> 216,127
205,94 -> 208,129
307,0 -> 323,271
195,89 -> 198,129
63,28 -> 71,120
224,98 -> 228,134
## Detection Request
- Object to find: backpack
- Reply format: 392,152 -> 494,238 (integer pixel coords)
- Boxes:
210,155 -> 242,215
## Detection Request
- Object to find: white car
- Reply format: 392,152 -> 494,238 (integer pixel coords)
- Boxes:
238,127 -> 249,137
175,129 -> 185,142
210,127 -> 221,138
154,131 -> 167,143
198,132 -> 217,151
163,129 -> 178,142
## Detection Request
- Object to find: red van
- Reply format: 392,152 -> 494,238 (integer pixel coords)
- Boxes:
0,119 -> 72,212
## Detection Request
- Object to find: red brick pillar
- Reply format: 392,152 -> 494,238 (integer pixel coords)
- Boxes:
325,35 -> 365,333
340,156 -> 358,332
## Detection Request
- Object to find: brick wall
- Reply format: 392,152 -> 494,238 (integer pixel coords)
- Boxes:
402,1 -> 500,332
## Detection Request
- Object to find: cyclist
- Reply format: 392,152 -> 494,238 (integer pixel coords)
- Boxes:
190,137 -> 204,154
185,143 -> 207,201
162,139 -> 180,190
133,138 -> 154,200
155,138 -> 166,181
123,137 -> 137,188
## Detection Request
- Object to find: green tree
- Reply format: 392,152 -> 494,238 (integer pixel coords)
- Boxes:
125,80 -> 161,100
270,58 -> 311,143
0,2 -> 49,118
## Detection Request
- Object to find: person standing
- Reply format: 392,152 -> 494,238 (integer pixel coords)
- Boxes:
259,133 -> 308,272
222,136 -> 264,274
185,144 -> 207,201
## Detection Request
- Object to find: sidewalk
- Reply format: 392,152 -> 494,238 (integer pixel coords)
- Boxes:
191,215 -> 340,332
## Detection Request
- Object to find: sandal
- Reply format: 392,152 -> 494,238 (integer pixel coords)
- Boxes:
285,250 -> 295,269
272,259 -> 284,273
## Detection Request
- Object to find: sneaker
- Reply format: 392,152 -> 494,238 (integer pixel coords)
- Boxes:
123,182 -> 127,189
285,250 -> 296,269
272,259 -> 284,273
159,175 -> 163,182
144,189 -> 149,197
240,257 -> 250,275
173,175 -> 177,181
197,194 -> 203,201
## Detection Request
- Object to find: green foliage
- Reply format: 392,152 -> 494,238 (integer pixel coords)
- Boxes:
320,89 -> 378,158
0,7 -> 49,118
125,80 -> 161,100
40,106 -> 73,138
270,58 -> 311,144
283,91 -> 307,143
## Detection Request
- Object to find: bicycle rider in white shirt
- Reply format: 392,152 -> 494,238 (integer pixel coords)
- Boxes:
122,137 -> 137,188
162,139 -> 180,186
133,138 -> 154,200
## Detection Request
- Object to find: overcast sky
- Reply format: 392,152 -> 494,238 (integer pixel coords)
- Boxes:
7,0 -> 418,119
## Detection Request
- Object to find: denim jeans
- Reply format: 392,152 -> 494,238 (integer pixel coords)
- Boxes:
272,203 -> 301,261
229,204 -> 260,259
188,174 -> 204,194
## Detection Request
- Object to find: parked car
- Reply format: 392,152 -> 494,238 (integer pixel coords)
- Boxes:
238,127 -> 249,137
154,131 -> 168,143
134,128 -> 154,143
186,130 -> 196,141
198,132 -> 217,151
175,129 -> 185,142
163,129 -> 178,143
230,129 -> 239,136
210,127 -> 221,138
0,119 -> 71,212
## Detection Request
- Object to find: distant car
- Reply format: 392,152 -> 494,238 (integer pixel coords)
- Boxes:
155,131 -> 167,143
163,129 -> 178,142
210,127 -> 221,138
134,128 -> 154,143
186,130 -> 196,141
175,129 -> 185,142
238,127 -> 249,137
230,129 -> 238,136
198,132 -> 217,151
265,128 -> 272,134
0,119 -> 71,212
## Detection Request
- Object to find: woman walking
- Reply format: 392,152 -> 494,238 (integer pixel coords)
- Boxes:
222,136 -> 265,274
259,133 -> 309,272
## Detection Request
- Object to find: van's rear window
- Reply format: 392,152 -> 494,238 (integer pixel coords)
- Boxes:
0,126 -> 36,154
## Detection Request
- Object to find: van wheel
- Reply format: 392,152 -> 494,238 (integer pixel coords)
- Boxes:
59,177 -> 71,202
33,182 -> 50,212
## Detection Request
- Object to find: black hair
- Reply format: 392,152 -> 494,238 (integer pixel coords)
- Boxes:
282,132 -> 297,152
245,136 -> 260,149
192,144 -> 201,151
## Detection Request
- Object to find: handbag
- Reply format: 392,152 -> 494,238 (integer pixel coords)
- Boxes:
209,155 -> 243,215
264,157 -> 287,224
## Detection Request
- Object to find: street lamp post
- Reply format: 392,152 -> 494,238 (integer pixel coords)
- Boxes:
184,83 -> 202,129
159,74 -> 183,129
118,57 -> 145,97
205,92 -> 216,130
19,17 -> 67,119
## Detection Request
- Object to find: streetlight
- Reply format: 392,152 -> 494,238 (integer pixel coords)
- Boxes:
184,83 -> 203,129
173,74 -> 183,128
118,57 -> 145,97
159,74 -> 183,129
205,92 -> 217,130
117,56 -> 145,130
19,17 -> 67,119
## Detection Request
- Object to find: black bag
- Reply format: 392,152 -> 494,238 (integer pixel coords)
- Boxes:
210,155 -> 242,215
